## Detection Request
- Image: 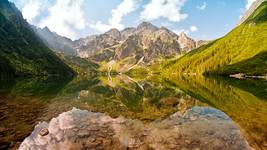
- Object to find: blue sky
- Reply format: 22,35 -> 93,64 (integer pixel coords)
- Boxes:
10,0 -> 255,40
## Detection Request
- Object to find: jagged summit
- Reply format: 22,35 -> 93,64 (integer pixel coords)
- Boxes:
179,31 -> 187,37
178,32 -> 196,52
75,21 -> 201,65
105,28 -> 120,35
137,21 -> 158,31
104,28 -> 121,40
32,21 -> 203,67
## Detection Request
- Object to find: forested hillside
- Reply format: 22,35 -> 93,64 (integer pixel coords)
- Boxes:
0,0 -> 74,78
165,1 -> 267,76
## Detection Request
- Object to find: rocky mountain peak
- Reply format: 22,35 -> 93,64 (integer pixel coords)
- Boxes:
74,22 -> 202,62
178,32 -> 196,52
179,32 -> 188,38
43,26 -> 50,32
137,21 -> 158,32
104,28 -> 121,40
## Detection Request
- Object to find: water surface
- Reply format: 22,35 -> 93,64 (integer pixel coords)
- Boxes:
0,75 -> 266,149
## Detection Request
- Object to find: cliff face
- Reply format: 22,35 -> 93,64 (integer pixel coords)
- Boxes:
239,0 -> 265,25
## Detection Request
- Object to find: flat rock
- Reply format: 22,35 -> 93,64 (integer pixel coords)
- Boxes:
19,107 -> 252,150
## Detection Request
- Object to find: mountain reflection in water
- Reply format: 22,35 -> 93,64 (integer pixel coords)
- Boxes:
0,75 -> 266,149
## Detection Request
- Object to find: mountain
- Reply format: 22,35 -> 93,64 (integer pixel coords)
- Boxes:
0,0 -> 74,78
75,29 -> 122,58
165,0 -> 267,77
75,22 -> 200,72
239,0 -> 265,25
178,32 -> 197,52
114,23 -> 182,63
33,26 -> 76,56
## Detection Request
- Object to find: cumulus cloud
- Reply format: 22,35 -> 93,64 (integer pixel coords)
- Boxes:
190,26 -> 198,32
22,1 -> 42,22
246,0 -> 257,10
197,2 -> 207,10
140,0 -> 188,22
173,29 -> 189,35
90,0 -> 139,32
39,0 -> 86,40
14,0 -> 46,23
173,25 -> 198,35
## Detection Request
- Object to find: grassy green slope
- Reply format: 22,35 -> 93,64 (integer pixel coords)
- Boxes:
217,51 -> 267,76
165,1 -> 267,76
59,55 -> 99,76
0,0 -> 74,78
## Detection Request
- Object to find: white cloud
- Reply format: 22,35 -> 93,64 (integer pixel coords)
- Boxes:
197,2 -> 207,10
39,0 -> 86,40
90,0 -> 139,32
19,0 -> 45,23
246,0 -> 257,10
161,22 -> 174,27
190,26 -> 198,32
173,25 -> 198,35
140,0 -> 188,22
173,29 -> 189,35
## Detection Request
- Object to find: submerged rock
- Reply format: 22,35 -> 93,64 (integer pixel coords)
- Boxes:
19,107 -> 252,150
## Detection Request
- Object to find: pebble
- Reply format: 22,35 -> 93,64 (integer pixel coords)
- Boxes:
262,141 -> 267,147
39,128 -> 49,136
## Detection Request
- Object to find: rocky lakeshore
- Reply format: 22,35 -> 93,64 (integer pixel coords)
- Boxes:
19,107 -> 252,150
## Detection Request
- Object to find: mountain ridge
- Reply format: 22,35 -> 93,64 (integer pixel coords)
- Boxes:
0,0 -> 74,78
32,21 -> 207,67
33,26 -> 76,56
75,22 -> 203,62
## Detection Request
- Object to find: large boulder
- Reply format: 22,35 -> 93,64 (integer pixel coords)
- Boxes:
19,107 -> 251,150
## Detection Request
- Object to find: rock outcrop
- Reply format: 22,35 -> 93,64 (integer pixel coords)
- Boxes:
19,107 -> 251,150
196,40 -> 209,48
75,30 -> 121,58
178,32 -> 196,52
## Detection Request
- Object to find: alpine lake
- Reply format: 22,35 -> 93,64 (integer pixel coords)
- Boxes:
0,73 -> 266,149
